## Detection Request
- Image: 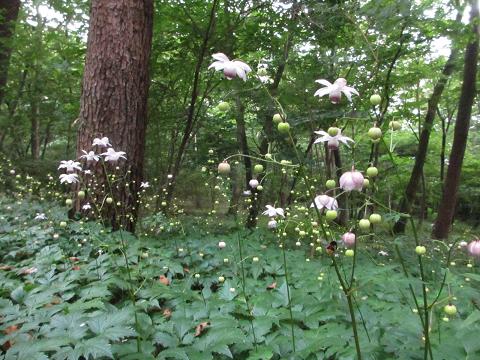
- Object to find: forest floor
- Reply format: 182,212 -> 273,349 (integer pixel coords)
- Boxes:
1,195 -> 479,360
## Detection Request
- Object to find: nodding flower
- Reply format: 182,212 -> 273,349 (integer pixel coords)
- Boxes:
339,168 -> 364,192
314,78 -> 359,104
208,53 -> 252,81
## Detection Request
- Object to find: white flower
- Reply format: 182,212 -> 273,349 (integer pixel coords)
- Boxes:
311,195 -> 338,210
208,53 -> 252,81
314,78 -> 359,104
83,170 -> 92,175
58,160 -> 82,173
378,250 -> 389,256
339,169 -> 364,192
101,148 -> 126,162
59,173 -> 79,184
314,130 -> 354,150
82,203 -> 92,210
243,190 -> 252,197
92,137 -> 111,147
34,213 -> 47,220
262,205 -> 285,218
218,241 -> 226,248
140,182 -> 150,188
80,150 -> 99,162
249,179 -> 259,189
167,174 -> 173,179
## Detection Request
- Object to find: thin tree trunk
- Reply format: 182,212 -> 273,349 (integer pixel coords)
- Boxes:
0,0 -> 20,106
393,30 -> 459,233
165,0 -> 218,208
432,1 -> 479,239
76,0 -> 153,232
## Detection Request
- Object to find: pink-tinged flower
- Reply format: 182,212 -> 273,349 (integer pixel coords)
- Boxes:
340,168 -> 364,191
467,239 -> 480,258
342,232 -> 356,248
218,241 -> 226,249
314,130 -> 354,150
80,150 -> 99,162
208,53 -> 252,81
263,205 -> 285,218
311,194 -> 338,210
92,137 -> 111,147
102,148 -> 126,162
314,78 -> 359,104
58,160 -> 82,173
268,219 -> 278,229
59,173 -> 79,184
249,179 -> 259,189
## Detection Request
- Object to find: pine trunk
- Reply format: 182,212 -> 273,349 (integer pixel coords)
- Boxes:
76,0 -> 153,231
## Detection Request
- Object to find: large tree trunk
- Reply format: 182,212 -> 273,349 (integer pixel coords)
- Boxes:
0,0 -> 20,106
76,0 -> 153,231
432,1 -> 479,239
392,32 -> 459,234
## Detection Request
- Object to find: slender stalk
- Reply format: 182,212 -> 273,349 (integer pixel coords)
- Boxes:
236,231 -> 258,350
280,237 -> 296,353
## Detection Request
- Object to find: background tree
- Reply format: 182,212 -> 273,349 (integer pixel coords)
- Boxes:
0,0 -> 20,106
432,0 -> 479,239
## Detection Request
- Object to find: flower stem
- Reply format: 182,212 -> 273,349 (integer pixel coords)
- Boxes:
280,237 -> 296,353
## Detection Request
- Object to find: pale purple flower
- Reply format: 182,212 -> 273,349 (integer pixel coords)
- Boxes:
342,232 -> 356,248
467,240 -> 480,258
249,179 -> 259,189
339,169 -> 364,192
314,130 -> 354,150
80,150 -> 99,162
311,194 -> 338,210
263,205 -> 285,218
59,173 -> 79,184
92,137 -> 111,147
58,160 -> 82,173
314,78 -> 359,104
208,53 -> 252,81
102,148 -> 126,162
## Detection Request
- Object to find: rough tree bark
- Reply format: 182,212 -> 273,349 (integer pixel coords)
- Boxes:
432,1 -> 479,239
392,31 -> 459,233
0,0 -> 20,106
76,0 -> 153,231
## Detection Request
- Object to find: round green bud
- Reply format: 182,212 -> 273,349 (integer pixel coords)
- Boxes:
389,121 -> 401,131
326,210 -> 338,221
277,122 -> 290,134
106,197 -> 113,204
273,113 -> 283,124
60,221 -> 67,228
345,249 -> 355,257
370,94 -> 381,106
254,164 -> 264,174
217,101 -> 230,112
363,179 -> 370,187
366,166 -> 378,177
77,190 -> 85,199
415,246 -> 426,255
328,127 -> 340,137
443,304 -> 457,315
65,199 -> 73,206
368,127 -> 382,140
258,68 -> 268,76
326,179 -> 336,189
359,219 -> 371,231
369,213 -> 382,224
